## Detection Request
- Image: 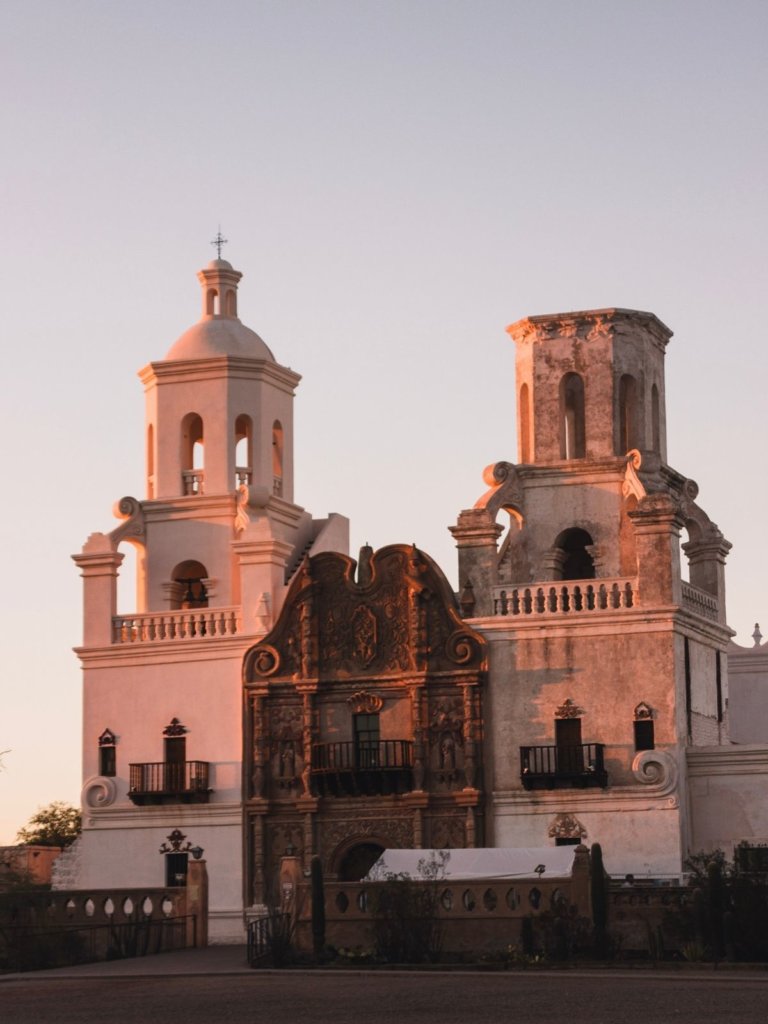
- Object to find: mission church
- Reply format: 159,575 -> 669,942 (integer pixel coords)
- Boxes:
65,251 -> 768,941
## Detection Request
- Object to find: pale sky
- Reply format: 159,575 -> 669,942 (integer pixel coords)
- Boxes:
2,0 -> 766,843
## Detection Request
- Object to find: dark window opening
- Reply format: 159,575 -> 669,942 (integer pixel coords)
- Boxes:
100,745 -> 116,777
555,837 -> 581,847
716,651 -> 723,724
98,728 -> 116,777
165,852 -> 188,887
634,719 -> 655,751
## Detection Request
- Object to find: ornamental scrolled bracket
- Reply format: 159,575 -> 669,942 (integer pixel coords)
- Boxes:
109,496 -> 146,548
445,630 -> 479,666
632,749 -> 678,795
247,644 -> 281,679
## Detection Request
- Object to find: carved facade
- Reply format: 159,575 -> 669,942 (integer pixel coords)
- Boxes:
243,544 -> 486,901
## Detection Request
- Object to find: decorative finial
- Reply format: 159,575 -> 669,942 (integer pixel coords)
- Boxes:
753,623 -> 763,647
210,226 -> 228,260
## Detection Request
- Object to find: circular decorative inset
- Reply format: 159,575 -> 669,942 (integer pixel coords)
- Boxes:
357,890 -> 369,913
142,897 -> 153,916
440,888 -> 453,911
462,889 -> 476,911
84,898 -> 95,917
161,897 -> 174,917
505,887 -> 518,910
122,897 -> 134,916
103,898 -> 115,917
335,892 -> 349,913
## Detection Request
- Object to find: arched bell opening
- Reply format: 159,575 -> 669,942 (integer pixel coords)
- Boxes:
617,374 -> 640,454
170,560 -> 209,609
272,420 -> 284,497
554,528 -> 595,581
559,373 -> 585,459
234,414 -> 253,488
181,413 -> 204,495
116,538 -> 147,615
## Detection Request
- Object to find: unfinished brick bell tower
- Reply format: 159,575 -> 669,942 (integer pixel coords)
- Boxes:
451,308 -> 732,877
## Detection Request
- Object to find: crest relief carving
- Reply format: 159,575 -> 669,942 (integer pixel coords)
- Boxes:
347,691 -> 384,714
634,701 -> 653,720
548,813 -> 587,840
555,699 -> 584,720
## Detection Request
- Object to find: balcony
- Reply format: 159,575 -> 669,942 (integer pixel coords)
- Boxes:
520,744 -> 607,790
128,761 -> 212,805
311,740 -> 414,797
493,579 -> 635,618
113,607 -> 241,644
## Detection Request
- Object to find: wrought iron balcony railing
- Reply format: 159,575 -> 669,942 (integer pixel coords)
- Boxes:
311,740 -> 414,797
128,761 -> 212,805
520,743 -> 607,790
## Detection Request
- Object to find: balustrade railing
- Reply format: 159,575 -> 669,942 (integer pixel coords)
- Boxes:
0,887 -> 194,969
493,579 -> 635,617
181,469 -> 205,495
236,466 -> 252,487
113,607 -> 241,643
681,581 -> 719,621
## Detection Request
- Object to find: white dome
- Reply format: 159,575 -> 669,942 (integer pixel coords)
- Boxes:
165,318 -> 275,362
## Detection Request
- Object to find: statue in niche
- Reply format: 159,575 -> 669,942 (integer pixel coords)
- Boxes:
439,732 -> 456,771
279,740 -> 296,779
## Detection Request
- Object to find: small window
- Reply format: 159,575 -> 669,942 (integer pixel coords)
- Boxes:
634,719 -> 655,751
555,837 -> 580,846
98,728 -> 116,777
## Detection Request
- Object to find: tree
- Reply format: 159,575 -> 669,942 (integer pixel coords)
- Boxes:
16,801 -> 81,848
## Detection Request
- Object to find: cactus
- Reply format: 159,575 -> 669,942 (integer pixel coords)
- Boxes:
310,855 -> 326,958
521,914 -> 535,956
590,843 -> 609,958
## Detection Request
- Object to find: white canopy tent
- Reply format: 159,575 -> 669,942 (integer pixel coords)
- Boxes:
365,846 -> 580,882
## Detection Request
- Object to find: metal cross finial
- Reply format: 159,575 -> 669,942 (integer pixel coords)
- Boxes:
211,227 -> 228,259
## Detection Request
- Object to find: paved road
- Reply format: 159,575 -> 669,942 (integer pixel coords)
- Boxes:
3,969 -> 768,1024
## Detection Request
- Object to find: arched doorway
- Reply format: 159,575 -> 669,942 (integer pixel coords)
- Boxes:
337,842 -> 385,881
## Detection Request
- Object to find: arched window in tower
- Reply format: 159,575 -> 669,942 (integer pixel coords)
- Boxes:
554,528 -> 595,581
618,374 -> 639,454
651,384 -> 661,452
519,383 -> 532,463
181,413 -> 204,495
225,289 -> 237,317
272,421 -> 284,497
171,560 -> 209,609
147,424 -> 155,499
205,288 -> 220,316
559,373 -> 585,459
235,415 -> 253,488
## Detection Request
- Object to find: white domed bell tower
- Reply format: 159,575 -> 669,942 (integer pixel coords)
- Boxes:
71,253 -> 347,941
